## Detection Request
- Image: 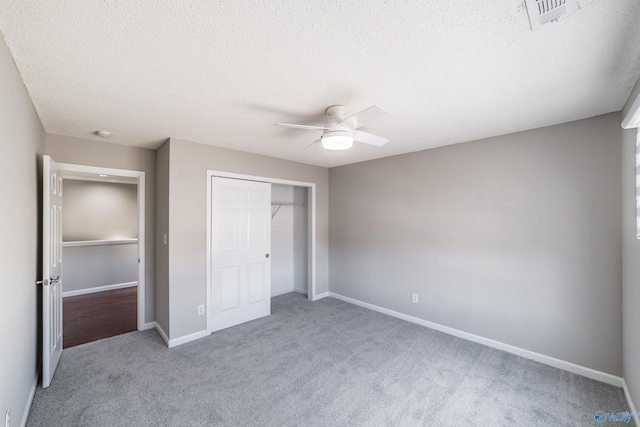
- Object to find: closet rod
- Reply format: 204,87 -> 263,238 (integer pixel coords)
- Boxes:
271,202 -> 305,219
271,202 -> 305,207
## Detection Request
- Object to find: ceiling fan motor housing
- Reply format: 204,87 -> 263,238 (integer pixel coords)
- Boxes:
324,105 -> 353,137
326,105 -> 348,121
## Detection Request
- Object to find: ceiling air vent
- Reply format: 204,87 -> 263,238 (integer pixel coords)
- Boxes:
524,0 -> 576,30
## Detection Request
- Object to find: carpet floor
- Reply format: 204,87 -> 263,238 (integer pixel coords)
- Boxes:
27,292 -> 629,426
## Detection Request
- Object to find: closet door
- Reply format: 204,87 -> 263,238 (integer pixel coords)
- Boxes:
210,177 -> 271,332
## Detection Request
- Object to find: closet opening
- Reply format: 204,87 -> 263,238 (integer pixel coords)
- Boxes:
271,184 -> 308,298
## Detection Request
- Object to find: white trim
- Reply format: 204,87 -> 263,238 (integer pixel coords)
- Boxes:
140,321 -> 157,331
622,91 -> 640,129
59,164 -> 144,179
153,322 -> 209,348
271,288 -> 309,297
635,129 -> 640,240
137,173 -> 146,331
167,330 -> 209,348
314,291 -> 329,300
62,281 -> 137,298
154,322 -> 170,346
308,182 -> 316,302
622,379 -> 640,426
271,288 -> 296,298
151,321 -> 209,349
58,162 -> 146,332
19,369 -> 39,427
328,292 -> 624,388
206,170 -> 317,334
63,239 -> 137,247
206,171 -> 212,336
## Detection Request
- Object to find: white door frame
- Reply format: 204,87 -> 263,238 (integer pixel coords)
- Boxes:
58,162 -> 147,331
206,170 -> 317,334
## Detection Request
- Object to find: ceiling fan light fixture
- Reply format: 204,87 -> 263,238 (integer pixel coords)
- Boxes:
321,131 -> 353,150
276,104 -> 387,151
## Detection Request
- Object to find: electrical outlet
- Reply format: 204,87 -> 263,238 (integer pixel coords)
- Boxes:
163,234 -> 168,245
412,293 -> 419,304
197,305 -> 205,316
5,407 -> 10,427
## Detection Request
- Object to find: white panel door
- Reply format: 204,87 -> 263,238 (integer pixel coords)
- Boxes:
42,155 -> 63,388
210,177 -> 271,332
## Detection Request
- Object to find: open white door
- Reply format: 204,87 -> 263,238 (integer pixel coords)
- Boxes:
42,155 -> 63,388
210,177 -> 271,332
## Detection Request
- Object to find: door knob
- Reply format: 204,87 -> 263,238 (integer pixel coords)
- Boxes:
265,253 -> 270,258
50,276 -> 60,284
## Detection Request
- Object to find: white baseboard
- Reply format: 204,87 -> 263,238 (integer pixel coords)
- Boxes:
622,379 -> 640,426
168,330 -> 209,348
328,292 -> 624,388
153,322 -> 209,348
271,288 -> 295,298
314,291 -> 329,300
272,288 -> 309,298
140,321 -> 157,331
154,322 -> 170,346
62,281 -> 137,298
20,369 -> 39,427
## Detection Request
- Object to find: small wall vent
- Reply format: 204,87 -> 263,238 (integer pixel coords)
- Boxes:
524,0 -> 576,30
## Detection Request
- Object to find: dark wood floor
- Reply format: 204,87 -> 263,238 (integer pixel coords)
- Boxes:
63,287 -> 137,348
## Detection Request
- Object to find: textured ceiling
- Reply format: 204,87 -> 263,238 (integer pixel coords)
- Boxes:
1,0 -> 639,168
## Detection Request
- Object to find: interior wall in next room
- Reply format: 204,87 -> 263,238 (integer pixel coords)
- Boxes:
271,184 -> 308,297
62,179 -> 138,294
63,179 -> 137,241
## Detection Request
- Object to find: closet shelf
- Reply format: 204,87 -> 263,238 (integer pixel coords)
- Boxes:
63,239 -> 138,247
271,202 -> 305,219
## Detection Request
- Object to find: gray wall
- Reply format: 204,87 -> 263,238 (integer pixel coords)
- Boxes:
164,138 -> 328,339
329,113 -> 623,376
62,243 -> 138,293
45,134 -> 156,324
0,36 -> 45,426
63,180 -> 137,241
622,77 -> 640,410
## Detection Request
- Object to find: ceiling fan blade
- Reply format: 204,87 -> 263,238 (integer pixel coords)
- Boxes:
303,139 -> 321,151
353,130 -> 389,147
276,123 -> 329,131
339,105 -> 387,129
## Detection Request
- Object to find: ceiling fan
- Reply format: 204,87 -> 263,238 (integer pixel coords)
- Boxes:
276,105 -> 389,150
